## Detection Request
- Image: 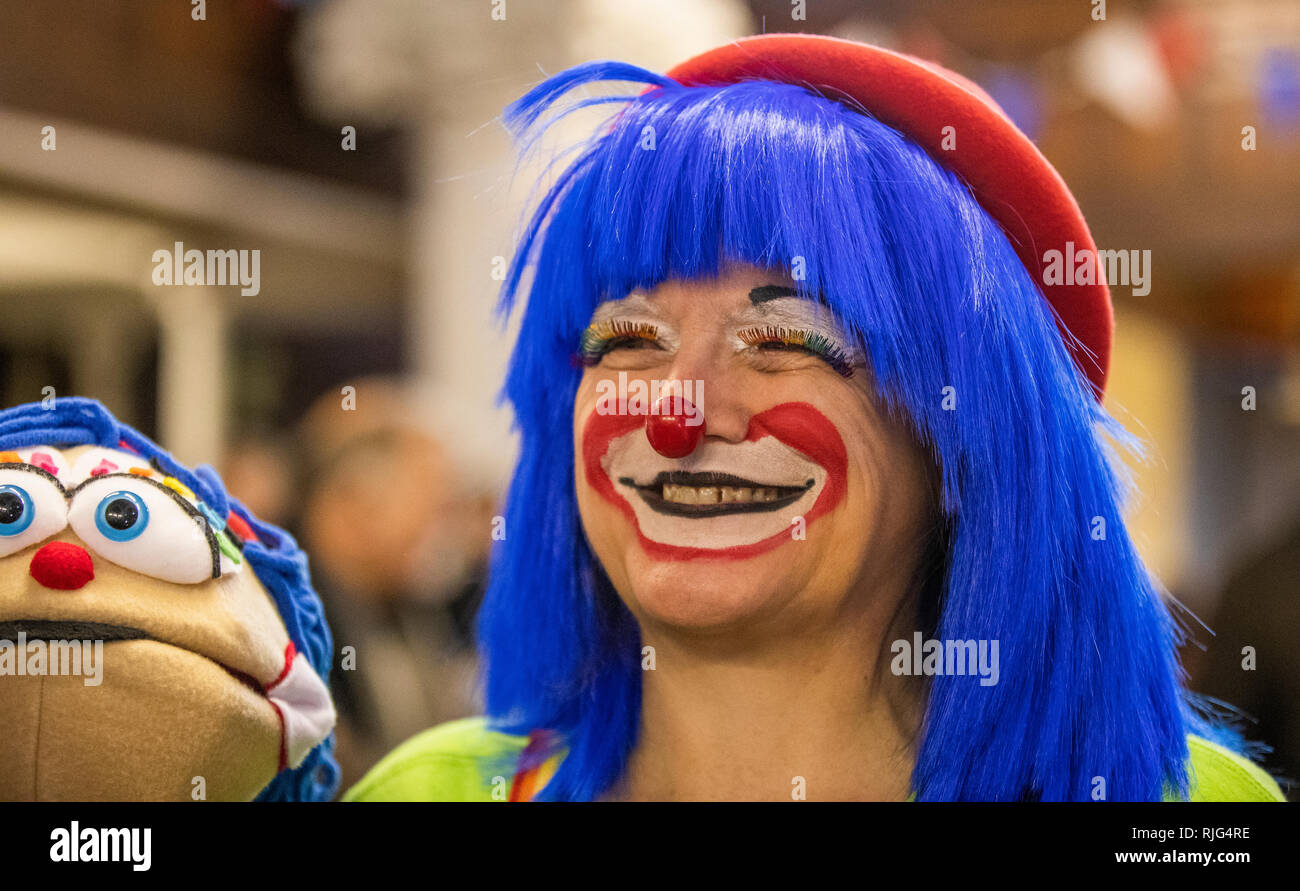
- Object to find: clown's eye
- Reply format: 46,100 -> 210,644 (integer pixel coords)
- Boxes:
68,476 -> 216,584
0,468 -> 68,558
737,325 -> 856,378
578,319 -> 664,365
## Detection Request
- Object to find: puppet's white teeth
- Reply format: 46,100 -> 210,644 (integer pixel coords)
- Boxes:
661,485 -> 783,504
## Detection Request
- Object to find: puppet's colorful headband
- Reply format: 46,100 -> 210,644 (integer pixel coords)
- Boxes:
664,34 -> 1113,399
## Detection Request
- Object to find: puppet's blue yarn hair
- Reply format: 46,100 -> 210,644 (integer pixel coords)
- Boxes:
0,397 -> 340,802
479,62 -> 1249,801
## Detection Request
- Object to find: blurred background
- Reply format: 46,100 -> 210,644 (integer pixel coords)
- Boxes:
0,0 -> 1296,796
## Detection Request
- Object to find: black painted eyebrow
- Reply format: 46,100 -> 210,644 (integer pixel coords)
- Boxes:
748,285 -> 801,305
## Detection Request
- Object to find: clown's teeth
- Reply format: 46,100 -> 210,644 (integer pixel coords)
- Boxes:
664,484 -> 711,505
661,484 -> 788,505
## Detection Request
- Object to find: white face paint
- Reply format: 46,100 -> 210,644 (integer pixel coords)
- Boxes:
586,293 -> 682,353
583,291 -> 863,376
728,295 -> 864,361
603,428 -> 827,551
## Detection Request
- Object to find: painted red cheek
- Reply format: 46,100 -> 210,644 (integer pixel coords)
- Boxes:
645,397 -> 705,458
29,542 -> 95,591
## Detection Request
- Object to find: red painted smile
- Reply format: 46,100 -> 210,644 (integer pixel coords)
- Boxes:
581,401 -> 848,560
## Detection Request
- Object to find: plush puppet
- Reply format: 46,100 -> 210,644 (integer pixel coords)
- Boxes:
345,35 -> 1284,802
0,397 -> 338,801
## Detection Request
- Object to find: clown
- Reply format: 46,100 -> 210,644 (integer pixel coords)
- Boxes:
347,35 -> 1284,802
0,398 -> 337,801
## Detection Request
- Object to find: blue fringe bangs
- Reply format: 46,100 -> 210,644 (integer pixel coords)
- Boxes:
480,61 -> 1237,801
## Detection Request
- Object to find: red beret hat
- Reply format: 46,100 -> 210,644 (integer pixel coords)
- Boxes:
665,34 -> 1113,400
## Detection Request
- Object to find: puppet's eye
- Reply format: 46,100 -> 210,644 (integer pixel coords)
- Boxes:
0,469 -> 68,558
0,485 -> 34,535
94,491 -> 148,542
68,477 -> 215,584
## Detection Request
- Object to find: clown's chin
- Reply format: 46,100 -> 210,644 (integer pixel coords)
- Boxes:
0,639 -> 281,801
619,541 -> 805,633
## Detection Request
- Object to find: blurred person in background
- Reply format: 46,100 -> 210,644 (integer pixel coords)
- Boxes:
297,379 -> 498,787
1199,514 -> 1300,800
219,434 -> 297,530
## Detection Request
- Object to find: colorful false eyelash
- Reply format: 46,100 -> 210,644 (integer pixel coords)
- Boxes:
578,319 -> 660,365
737,325 -> 857,377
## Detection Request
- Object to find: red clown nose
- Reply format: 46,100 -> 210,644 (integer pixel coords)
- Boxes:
645,397 -> 705,458
30,542 -> 95,591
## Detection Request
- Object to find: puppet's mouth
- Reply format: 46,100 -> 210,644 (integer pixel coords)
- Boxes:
0,616 -> 331,767
618,471 -> 815,518
0,618 -> 265,694
0,619 -> 149,642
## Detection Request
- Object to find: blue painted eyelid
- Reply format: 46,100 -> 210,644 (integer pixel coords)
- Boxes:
0,484 -> 35,536
94,490 -> 149,542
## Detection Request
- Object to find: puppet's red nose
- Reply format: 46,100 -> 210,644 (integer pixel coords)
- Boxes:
29,542 -> 95,591
645,396 -> 705,458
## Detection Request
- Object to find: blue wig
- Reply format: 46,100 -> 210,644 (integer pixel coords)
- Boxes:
479,62 -> 1243,801
0,397 -> 340,802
